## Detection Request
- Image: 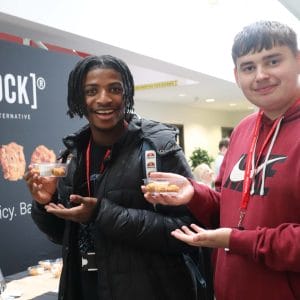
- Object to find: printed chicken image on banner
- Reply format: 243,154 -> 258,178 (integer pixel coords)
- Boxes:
30,145 -> 56,164
0,142 -> 26,181
0,143 -> 57,181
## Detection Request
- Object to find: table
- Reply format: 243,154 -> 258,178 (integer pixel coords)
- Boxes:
2,271 -> 59,300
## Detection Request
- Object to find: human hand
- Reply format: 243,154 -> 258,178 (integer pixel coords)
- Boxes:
141,172 -> 194,206
23,165 -> 58,205
44,194 -> 98,223
171,224 -> 232,248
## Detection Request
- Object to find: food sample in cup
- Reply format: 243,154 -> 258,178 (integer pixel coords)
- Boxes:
38,259 -> 52,270
38,258 -> 63,278
28,265 -> 45,276
51,261 -> 63,278
31,163 -> 68,177
143,178 -> 182,194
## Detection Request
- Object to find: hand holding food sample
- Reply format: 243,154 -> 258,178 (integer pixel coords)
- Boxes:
24,145 -> 60,204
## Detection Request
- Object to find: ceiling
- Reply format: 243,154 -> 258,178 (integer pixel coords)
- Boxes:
0,0 -> 298,112
0,12 -> 251,112
278,0 -> 300,20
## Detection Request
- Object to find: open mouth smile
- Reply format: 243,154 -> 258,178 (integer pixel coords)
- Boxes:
94,109 -> 115,115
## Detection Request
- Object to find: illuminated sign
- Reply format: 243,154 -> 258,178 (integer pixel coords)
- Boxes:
135,80 -> 178,91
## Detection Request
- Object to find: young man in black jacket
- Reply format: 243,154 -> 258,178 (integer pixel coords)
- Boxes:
24,55 -> 213,300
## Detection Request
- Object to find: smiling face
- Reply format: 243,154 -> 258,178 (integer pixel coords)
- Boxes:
234,46 -> 300,119
84,67 -> 126,142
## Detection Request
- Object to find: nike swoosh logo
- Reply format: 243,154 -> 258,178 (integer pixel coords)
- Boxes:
230,155 -> 286,182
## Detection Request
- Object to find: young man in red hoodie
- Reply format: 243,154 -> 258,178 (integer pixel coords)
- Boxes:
143,20 -> 300,300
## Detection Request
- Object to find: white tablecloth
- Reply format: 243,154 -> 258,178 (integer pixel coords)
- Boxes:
3,271 -> 59,300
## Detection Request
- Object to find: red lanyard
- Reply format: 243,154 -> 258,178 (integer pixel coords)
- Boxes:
237,98 -> 300,228
85,138 -> 111,197
237,110 -> 282,229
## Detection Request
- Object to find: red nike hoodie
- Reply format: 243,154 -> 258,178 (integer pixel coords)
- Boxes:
188,101 -> 300,300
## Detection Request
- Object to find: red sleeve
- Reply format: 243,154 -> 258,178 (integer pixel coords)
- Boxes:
187,179 -> 220,228
229,224 -> 300,272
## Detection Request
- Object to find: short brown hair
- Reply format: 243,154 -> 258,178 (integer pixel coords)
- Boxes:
232,20 -> 298,66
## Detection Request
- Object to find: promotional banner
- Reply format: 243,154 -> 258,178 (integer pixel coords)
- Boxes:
0,39 -> 85,275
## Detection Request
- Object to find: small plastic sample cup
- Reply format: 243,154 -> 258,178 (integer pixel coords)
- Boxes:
31,163 -> 68,177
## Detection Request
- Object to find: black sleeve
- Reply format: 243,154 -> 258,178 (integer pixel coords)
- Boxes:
31,196 -> 65,245
96,198 -> 197,254
30,157 -> 78,245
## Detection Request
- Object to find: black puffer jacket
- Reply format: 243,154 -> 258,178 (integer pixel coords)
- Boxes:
31,115 -> 213,300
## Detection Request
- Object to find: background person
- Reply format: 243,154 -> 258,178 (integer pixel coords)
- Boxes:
24,55 -> 213,300
214,137 -> 229,178
193,163 -> 214,187
143,20 -> 300,300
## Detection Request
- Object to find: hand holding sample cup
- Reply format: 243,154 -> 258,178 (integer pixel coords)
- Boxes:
142,172 -> 194,206
24,145 -> 65,205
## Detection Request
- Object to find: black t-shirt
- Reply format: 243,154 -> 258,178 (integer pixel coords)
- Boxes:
78,140 -> 110,254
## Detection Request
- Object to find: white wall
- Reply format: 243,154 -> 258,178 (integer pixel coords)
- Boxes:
135,100 -> 251,166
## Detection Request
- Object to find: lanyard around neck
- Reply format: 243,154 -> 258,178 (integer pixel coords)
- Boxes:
85,138 -> 111,197
237,98 -> 300,229
237,110 -> 282,229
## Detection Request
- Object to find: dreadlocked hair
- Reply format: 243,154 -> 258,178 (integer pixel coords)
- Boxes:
67,55 -> 135,121
232,20 -> 298,66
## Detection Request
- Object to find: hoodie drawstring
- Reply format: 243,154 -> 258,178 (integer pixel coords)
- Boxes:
250,116 -> 284,196
259,116 -> 284,195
